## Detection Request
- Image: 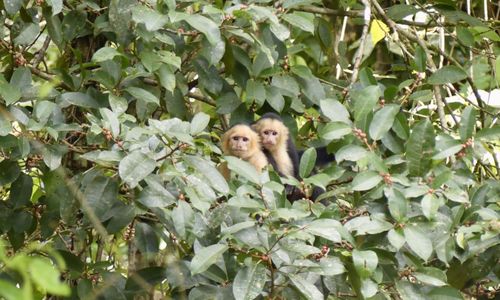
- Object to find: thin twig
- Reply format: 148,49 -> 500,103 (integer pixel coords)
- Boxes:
350,0 -> 371,85
187,91 -> 216,106
32,36 -> 51,67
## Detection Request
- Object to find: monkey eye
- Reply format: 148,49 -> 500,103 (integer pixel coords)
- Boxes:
263,130 -> 270,135
242,137 -> 249,142
272,131 -> 278,136
232,136 -> 239,141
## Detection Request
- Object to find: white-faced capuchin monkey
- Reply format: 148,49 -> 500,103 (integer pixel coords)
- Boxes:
219,124 -> 268,179
253,112 -> 336,201
251,112 -> 300,178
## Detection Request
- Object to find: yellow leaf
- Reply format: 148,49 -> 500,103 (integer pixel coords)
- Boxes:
371,20 -> 389,45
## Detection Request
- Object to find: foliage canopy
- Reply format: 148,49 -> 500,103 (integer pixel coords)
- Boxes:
0,0 -> 499,299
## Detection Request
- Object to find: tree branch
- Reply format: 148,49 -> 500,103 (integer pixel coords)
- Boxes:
350,0 -> 371,85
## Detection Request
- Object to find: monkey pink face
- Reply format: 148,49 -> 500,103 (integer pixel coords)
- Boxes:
261,128 -> 279,149
230,135 -> 250,153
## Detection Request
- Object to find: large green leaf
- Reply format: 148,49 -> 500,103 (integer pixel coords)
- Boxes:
186,156 -> 229,194
135,222 -> 159,256
9,173 -> 33,208
404,226 -> 433,261
3,0 -> 24,15
305,219 -> 341,242
83,174 -> 118,221
288,273 -> 323,300
0,160 -> 20,186
299,147 -> 316,178
428,66 -> 468,84
351,171 -> 382,191
59,92 -> 100,109
353,250 -> 378,278
225,156 -> 261,185
232,263 -> 267,300
29,258 -> 71,296
92,47 -> 122,62
369,104 -> 400,140
406,119 -> 435,177
0,75 -> 21,105
282,12 -> 315,34
190,244 -> 228,275
184,14 -> 222,45
459,106 -> 476,141
319,122 -> 352,141
118,152 -> 156,188
125,87 -> 159,105
385,187 -> 407,222
319,98 -> 351,124
131,6 -> 169,31
351,85 -> 382,122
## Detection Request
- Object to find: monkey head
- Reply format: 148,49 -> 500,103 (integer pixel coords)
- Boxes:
252,118 -> 289,152
221,124 -> 260,160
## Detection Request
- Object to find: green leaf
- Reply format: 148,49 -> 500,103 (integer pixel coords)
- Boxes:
92,47 -> 122,62
100,108 -> 120,137
406,119 -> 435,177
459,106 -> 476,141
3,0 -> 24,15
404,225 -> 433,261
351,171 -> 382,191
135,222 -> 159,256
190,112 -> 210,135
360,278 -> 378,298
457,26 -> 474,47
83,174 -> 118,221
9,173 -> 32,208
421,193 -> 442,220
190,244 -> 228,275
266,86 -> 285,113
137,186 -> 175,208
396,281 -> 426,299
319,122 -> 352,141
299,147 -> 316,178
319,98 -> 351,124
225,156 -> 261,185
0,280 -> 24,300
109,94 -> 128,115
14,23 -> 40,46
288,273 -> 324,300
118,151 -> 156,188
186,156 -> 229,194
369,104 -> 400,140
158,65 -> 176,92
0,160 -> 20,186
0,75 -> 21,105
282,12 -> 315,34
414,46 -> 426,72
184,14 -> 222,45
432,142 -> 462,160
47,0 -> 62,15
409,89 -> 433,103
428,66 -> 467,84
386,4 -> 418,20
59,92 -> 100,109
414,267 -> 447,286
232,263 -> 267,300
125,87 -> 159,105
29,258 -> 71,296
385,187 -> 407,222
172,200 -> 194,240
476,126 -> 500,140
351,85 -> 382,122
132,6 -> 169,31
336,145 -> 367,162
353,250 -> 378,278
388,228 -> 405,250
427,286 -> 464,300
305,219 -> 341,242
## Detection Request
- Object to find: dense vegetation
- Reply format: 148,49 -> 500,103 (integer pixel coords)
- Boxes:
1,0 -> 499,299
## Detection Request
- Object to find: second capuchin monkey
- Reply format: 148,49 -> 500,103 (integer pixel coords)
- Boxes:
253,112 -> 336,201
219,124 -> 268,179
251,112 -> 300,178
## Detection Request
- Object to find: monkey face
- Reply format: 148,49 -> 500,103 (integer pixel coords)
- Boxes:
260,129 -> 279,149
230,135 -> 250,153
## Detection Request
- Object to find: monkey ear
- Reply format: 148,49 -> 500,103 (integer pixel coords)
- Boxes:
221,129 -> 231,154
